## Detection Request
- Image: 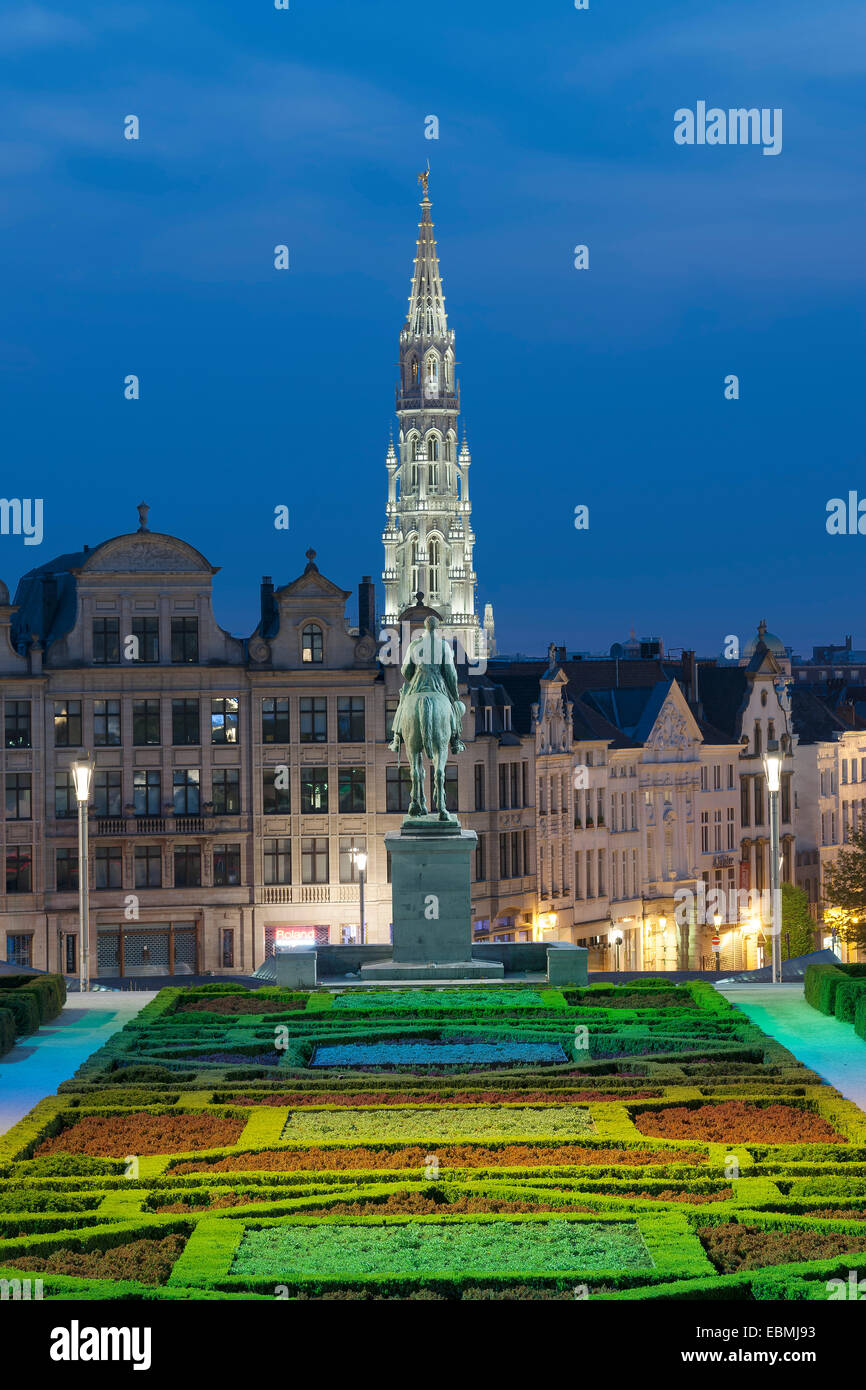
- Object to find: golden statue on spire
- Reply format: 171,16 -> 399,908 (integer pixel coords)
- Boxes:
418,161 -> 430,197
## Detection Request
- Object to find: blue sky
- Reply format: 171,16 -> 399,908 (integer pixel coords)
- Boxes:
1,0 -> 864,657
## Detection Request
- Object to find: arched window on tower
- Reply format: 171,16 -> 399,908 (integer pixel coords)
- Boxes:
426,300 -> 434,335
410,538 -> 420,595
428,537 -> 441,598
411,463 -> 419,490
427,436 -> 440,461
410,435 -> 422,461
429,462 -> 439,491
302,624 -> 323,664
409,357 -> 418,385
444,436 -> 453,461
426,354 -> 438,389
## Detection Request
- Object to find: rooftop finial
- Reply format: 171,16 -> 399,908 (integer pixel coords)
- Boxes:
304,547 -> 318,573
137,501 -> 150,533
418,160 -> 430,199
758,618 -> 767,640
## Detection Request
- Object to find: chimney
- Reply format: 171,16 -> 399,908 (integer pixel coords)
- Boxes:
557,645 -> 567,664
260,576 -> 275,631
682,649 -> 696,703
358,575 -> 376,637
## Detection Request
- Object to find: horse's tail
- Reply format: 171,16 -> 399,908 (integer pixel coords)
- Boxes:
420,694 -> 436,760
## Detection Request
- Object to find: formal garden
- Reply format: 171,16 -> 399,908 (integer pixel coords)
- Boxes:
2,977 -> 866,1300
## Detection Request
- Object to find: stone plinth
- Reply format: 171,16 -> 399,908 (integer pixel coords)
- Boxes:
360,824 -> 504,981
274,950 -> 317,989
546,945 -> 589,986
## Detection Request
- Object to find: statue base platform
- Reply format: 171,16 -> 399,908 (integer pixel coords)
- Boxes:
361,824 -> 494,980
360,959 -> 504,982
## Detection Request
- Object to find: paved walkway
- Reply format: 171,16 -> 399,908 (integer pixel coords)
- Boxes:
0,990 -> 156,1135
718,983 -> 866,1112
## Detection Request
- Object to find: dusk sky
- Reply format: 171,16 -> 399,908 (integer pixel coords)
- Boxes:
1,0 -> 864,658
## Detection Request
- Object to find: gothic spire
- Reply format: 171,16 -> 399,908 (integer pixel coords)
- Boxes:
406,175 -> 448,342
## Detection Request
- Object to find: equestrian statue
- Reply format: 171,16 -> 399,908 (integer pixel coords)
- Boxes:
389,615 -> 466,821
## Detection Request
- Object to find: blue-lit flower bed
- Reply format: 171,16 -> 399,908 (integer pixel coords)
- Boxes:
310,1041 -> 569,1068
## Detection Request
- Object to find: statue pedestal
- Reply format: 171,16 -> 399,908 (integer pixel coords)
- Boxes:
360,825 -> 504,981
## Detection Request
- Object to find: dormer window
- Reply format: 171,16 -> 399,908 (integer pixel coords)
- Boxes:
504,706 -> 512,731
483,706 -> 493,733
302,624 -> 323,664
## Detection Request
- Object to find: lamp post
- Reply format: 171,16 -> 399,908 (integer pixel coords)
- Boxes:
764,743 -> 783,985
351,847 -> 367,944
612,931 -> 623,973
72,756 -> 93,993
713,910 -> 722,971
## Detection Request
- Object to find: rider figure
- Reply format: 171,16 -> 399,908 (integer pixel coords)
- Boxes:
388,615 -> 466,755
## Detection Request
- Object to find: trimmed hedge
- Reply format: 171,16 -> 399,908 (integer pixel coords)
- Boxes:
0,990 -> 40,1036
0,1007 -> 15,1055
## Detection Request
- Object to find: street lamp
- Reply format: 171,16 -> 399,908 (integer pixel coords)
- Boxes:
764,743 -> 783,985
71,756 -> 93,993
351,848 -> 368,944
713,910 -> 722,971
612,931 -> 623,973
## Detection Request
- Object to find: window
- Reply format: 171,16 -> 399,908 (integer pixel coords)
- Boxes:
92,617 -> 120,664
56,847 -> 78,891
5,701 -> 31,749
54,701 -> 82,747
781,773 -> 792,825
338,767 -> 366,813
264,837 -> 291,885
6,933 -> 32,966
263,768 -> 291,815
385,699 -> 398,741
95,844 -> 122,889
300,697 -> 327,743
171,616 -> 198,664
511,830 -> 522,878
133,700 -> 160,746
386,765 -> 411,813
302,624 -> 323,663
597,848 -> 606,896
301,836 -> 328,884
428,536 -> 441,593
700,810 -> 709,852
499,765 -> 509,809
522,762 -> 529,806
173,768 -> 201,815
133,770 -> 161,817
713,808 -> 722,852
700,765 -> 708,791
172,699 -> 200,746
5,773 -> 31,820
475,833 -> 485,881
499,833 -> 508,878
740,777 -> 751,828
440,766 -> 458,813
301,767 -> 329,814
727,764 -> 734,789
339,835 -> 366,883
474,763 -> 485,810
843,759 -> 849,784
214,843 -> 241,887
6,848 -> 32,893
93,771 -> 122,819
262,698 -> 289,744
65,934 -> 77,972
510,763 -> 520,808
55,772 -> 76,819
174,844 -> 201,888
754,775 -> 765,826
212,768 -> 240,815
211,697 -> 239,745
727,806 -> 735,851
132,616 -> 159,663
94,699 -> 121,747
713,764 -> 721,790
574,851 -> 583,898
221,929 -> 235,968
337,696 -> 365,743
134,845 -> 162,888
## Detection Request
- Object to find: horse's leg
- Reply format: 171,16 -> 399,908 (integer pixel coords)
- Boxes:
414,749 -> 428,815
